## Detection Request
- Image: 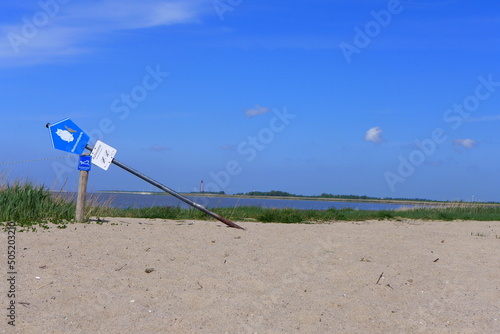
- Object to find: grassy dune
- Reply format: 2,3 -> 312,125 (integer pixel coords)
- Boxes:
0,181 -> 106,229
2,182 -> 500,229
0,182 -> 74,227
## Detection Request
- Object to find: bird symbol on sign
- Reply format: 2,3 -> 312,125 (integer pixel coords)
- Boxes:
64,125 -> 77,133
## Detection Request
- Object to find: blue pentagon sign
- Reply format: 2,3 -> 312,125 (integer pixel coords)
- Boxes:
49,118 -> 90,155
78,155 -> 92,171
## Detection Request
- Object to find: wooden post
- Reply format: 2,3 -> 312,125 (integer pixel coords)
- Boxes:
75,169 -> 89,223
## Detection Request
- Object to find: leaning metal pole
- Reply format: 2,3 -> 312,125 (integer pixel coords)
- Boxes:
85,145 -> 245,230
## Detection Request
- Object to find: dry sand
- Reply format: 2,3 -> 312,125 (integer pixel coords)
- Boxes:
1,218 -> 499,333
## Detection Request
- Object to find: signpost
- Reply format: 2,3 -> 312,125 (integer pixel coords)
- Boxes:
48,118 -> 90,155
75,155 -> 91,222
46,119 -> 244,230
78,155 -> 92,171
90,140 -> 116,171
76,155 -> 92,222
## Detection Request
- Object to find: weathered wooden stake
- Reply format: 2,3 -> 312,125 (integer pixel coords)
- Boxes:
75,169 -> 89,223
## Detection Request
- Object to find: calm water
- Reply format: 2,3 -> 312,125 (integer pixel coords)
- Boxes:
78,192 -> 415,211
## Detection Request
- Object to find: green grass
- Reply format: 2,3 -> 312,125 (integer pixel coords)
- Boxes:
0,181 -> 75,227
0,181 -> 109,229
99,205 -> 500,224
3,181 -> 500,229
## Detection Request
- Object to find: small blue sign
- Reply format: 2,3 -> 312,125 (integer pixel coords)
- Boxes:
78,155 -> 92,171
48,118 -> 90,155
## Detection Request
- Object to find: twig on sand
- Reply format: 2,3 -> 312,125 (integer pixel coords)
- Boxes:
115,263 -> 127,271
36,281 -> 54,290
376,272 -> 384,285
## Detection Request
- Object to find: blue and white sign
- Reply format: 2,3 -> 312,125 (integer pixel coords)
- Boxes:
48,118 -> 90,155
78,155 -> 92,171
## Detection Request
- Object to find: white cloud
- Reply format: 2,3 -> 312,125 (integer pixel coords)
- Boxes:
453,138 -> 477,149
220,145 -> 236,150
0,0 -> 210,65
151,144 -> 170,152
66,0 -> 204,30
365,126 -> 383,144
245,105 -> 271,117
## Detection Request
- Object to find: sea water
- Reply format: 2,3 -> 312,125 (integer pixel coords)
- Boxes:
83,192 -> 415,211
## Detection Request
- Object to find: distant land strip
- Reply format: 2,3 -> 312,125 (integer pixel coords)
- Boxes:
97,190 -> 500,207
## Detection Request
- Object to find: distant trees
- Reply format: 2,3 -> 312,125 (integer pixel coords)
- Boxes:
236,191 -> 374,199
244,190 -> 294,197
317,193 -> 372,200
190,191 -> 225,195
234,190 -> 447,203
237,191 -> 374,199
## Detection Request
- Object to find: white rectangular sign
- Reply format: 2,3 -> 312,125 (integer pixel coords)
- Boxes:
90,140 -> 117,171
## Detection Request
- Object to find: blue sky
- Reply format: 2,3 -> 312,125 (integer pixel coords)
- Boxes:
1,0 -> 500,201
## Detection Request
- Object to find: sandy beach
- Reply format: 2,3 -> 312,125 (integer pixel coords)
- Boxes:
1,218 -> 499,333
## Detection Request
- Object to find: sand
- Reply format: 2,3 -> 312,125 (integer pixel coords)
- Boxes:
1,218 -> 499,333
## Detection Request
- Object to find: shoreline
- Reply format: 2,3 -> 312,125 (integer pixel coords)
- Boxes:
96,191 -> 500,207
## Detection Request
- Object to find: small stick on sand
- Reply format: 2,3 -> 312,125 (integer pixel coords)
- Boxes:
36,281 -> 54,290
376,272 -> 384,285
115,264 -> 127,271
